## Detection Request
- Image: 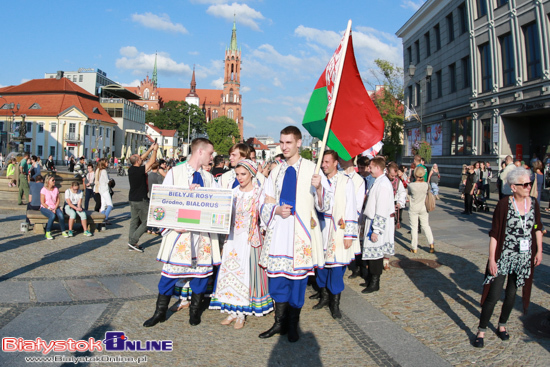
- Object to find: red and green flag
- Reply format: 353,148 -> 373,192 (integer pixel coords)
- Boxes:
177,209 -> 201,224
302,24 -> 384,161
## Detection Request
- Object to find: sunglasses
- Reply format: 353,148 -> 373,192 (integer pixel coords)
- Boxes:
513,182 -> 531,188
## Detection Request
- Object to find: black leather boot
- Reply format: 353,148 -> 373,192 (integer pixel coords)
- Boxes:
143,294 -> 171,327
348,266 -> 361,279
189,292 -> 204,326
359,273 -> 371,287
312,287 -> 329,310
259,302 -> 288,338
287,307 -> 302,343
309,292 -> 320,299
329,291 -> 342,319
361,274 -> 380,294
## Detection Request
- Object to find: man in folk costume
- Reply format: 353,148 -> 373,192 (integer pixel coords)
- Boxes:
339,155 -> 366,280
311,150 -> 358,319
361,156 -> 395,294
220,143 -> 265,188
258,125 -> 330,343
143,138 -> 221,328
385,162 -> 406,270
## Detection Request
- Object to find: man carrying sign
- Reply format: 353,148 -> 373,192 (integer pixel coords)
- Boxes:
143,138 -> 221,328
258,126 -> 330,343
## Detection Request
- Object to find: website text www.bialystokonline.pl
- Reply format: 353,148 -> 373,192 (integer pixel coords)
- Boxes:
23,355 -> 148,364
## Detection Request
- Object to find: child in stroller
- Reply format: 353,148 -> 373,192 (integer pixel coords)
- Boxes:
472,184 -> 489,212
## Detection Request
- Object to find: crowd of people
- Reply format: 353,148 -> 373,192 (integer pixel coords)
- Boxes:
2,133 -> 547,347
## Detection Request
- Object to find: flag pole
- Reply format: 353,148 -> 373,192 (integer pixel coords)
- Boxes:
314,19 -> 352,174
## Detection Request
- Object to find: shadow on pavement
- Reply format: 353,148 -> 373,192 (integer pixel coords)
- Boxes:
267,330 -> 321,367
396,250 -> 482,341
0,234 -> 121,281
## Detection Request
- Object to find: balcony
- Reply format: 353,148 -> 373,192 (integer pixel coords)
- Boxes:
65,133 -> 81,143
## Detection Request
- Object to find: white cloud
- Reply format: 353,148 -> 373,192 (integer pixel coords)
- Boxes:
196,60 -> 224,80
291,106 -> 304,116
192,0 -> 255,3
273,77 -> 282,87
210,77 -> 224,89
244,121 -> 256,129
401,0 -> 425,11
294,26 -> 342,48
266,116 -> 296,125
120,46 -> 138,58
206,3 -> 264,31
120,79 -> 142,87
116,47 -> 191,76
241,86 -> 251,93
131,12 -> 188,34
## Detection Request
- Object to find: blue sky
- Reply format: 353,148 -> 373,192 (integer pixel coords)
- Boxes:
1,0 -> 425,141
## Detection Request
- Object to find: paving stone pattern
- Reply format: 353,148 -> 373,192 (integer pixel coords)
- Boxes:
0,186 -> 549,366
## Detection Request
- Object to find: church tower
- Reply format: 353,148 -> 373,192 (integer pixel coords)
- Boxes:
185,65 -> 200,106
223,19 -> 243,140
152,52 -> 158,87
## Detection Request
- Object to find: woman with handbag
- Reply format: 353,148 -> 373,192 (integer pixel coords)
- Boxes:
96,159 -> 113,224
407,166 -> 435,253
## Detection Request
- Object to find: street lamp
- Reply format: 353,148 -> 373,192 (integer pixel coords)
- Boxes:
91,119 -> 101,159
408,64 -> 432,140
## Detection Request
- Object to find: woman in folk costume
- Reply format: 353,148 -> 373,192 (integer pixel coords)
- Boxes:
143,138 -> 221,328
210,159 -> 274,329
219,143 -> 251,189
361,156 -> 395,294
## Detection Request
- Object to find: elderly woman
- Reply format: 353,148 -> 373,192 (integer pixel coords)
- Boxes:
210,159 -> 274,329
407,166 -> 435,253
474,167 -> 543,348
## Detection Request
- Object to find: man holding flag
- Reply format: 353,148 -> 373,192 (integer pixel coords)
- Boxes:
258,125 -> 331,343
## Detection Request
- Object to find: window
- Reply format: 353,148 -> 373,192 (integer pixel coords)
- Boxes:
479,43 -> 492,92
99,127 -> 103,136
79,75 -> 83,82
25,144 -> 31,152
415,83 -> 421,106
51,123 -> 57,133
212,109 -> 218,119
229,89 -> 234,103
38,123 -> 44,133
106,128 -> 109,138
458,3 -> 467,34
427,78 -> 432,102
0,121 -> 3,131
37,145 -> 43,156
477,0 -> 487,18
523,22 -> 542,80
27,122 -> 32,133
407,46 -> 412,65
73,76 -> 77,82
69,123 -> 76,134
482,119 -> 492,155
449,63 -> 457,93
462,56 -> 471,89
407,85 -> 413,107
50,146 -> 55,157
164,138 -> 168,144
447,13 -> 455,42
414,40 -> 420,63
85,125 -> 89,135
228,108 -> 234,119
436,71 -> 443,98
425,31 -> 431,57
84,148 -> 88,158
144,88 -> 150,100
434,24 -> 441,51
450,117 -> 473,155
497,0 -> 508,7
92,126 -> 95,136
500,33 -> 515,87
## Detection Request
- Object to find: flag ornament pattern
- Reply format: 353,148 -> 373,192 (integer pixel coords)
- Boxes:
302,31 -> 385,161
178,209 -> 201,224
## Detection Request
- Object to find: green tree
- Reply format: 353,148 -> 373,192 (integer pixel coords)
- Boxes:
146,101 -> 206,141
367,59 -> 405,162
206,116 -> 241,155
300,148 -> 313,160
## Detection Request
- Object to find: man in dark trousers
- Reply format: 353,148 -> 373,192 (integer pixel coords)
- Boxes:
127,142 -> 158,252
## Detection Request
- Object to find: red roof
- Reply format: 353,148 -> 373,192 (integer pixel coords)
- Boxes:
0,78 -> 116,124
245,137 -> 268,150
147,123 -> 178,137
126,86 -> 223,106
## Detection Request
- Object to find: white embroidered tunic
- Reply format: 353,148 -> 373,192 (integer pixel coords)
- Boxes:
362,174 -> 395,260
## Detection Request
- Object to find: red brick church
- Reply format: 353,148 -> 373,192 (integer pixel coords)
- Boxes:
126,21 -> 244,139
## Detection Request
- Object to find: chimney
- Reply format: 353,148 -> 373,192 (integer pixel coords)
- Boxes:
56,71 -> 64,80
